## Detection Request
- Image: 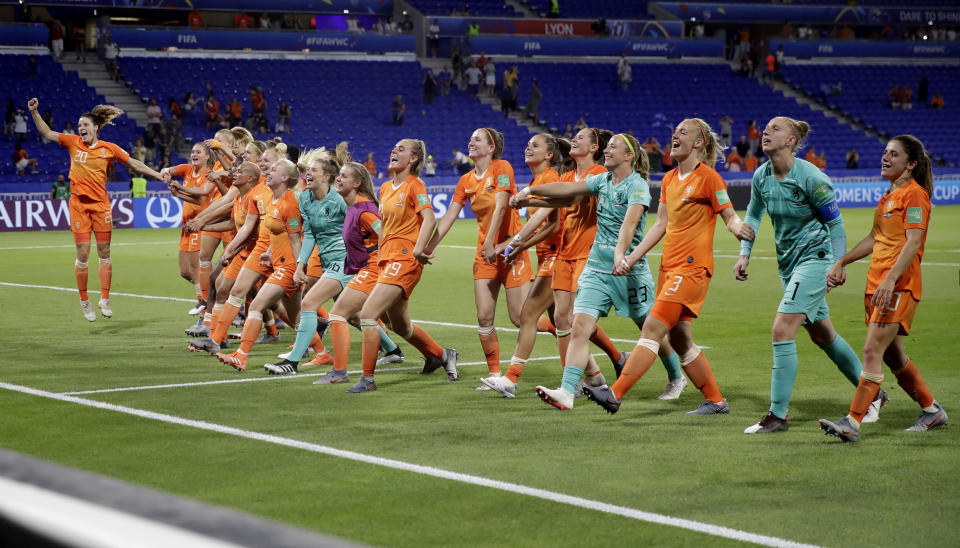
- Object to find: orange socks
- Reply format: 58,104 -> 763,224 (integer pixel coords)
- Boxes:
97,259 -> 112,299
198,261 -> 212,302
479,327 -> 500,374
849,374 -> 883,423
316,306 -> 329,319
331,319 -> 350,372
211,297 -> 243,344
310,333 -> 327,354
406,324 -> 443,360
360,320 -> 380,377
893,360 -> 934,408
75,261 -> 89,301
505,363 -> 525,383
611,345 -> 657,400
238,311 -> 263,355
682,350 -> 724,403
590,325 -> 622,364
536,315 -> 556,335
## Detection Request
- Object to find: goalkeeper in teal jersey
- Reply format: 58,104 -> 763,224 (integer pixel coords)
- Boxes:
734,116 -> 885,434
264,148 -> 400,375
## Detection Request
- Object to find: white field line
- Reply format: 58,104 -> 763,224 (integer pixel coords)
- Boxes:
60,353 -> 594,396
0,241 -> 172,251
0,382 -> 819,548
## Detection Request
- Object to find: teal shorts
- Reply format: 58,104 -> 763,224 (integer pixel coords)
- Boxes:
778,260 -> 830,324
573,267 -> 654,320
320,255 -> 354,288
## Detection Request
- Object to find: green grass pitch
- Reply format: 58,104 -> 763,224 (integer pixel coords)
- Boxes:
0,206 -> 957,547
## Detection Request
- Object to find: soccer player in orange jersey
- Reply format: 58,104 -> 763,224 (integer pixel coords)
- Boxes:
428,128 -> 532,385
217,158 -> 303,371
819,135 -> 946,442
581,119 -> 753,415
347,139 -> 458,392
190,145 -> 282,354
161,143 -> 216,309
27,98 -> 162,321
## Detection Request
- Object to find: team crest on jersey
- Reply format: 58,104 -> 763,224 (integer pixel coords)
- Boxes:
682,184 -> 694,203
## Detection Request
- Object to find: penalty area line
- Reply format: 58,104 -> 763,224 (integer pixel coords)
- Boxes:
1,382 -> 818,548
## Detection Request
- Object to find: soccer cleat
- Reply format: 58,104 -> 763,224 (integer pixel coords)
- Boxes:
818,416 -> 860,443
906,401 -> 948,432
315,317 -> 329,340
80,300 -> 97,322
346,375 -> 377,393
217,351 -> 247,371
480,375 -> 516,398
613,351 -> 629,378
574,373 -> 606,399
255,332 -> 281,344
581,384 -> 621,414
442,348 -> 460,381
313,369 -> 350,385
305,351 -> 334,367
744,412 -> 789,434
535,385 -> 574,411
185,317 -> 209,337
861,388 -> 889,424
274,318 -> 289,330
376,347 -> 405,366
98,298 -> 113,318
231,313 -> 245,327
657,377 -> 688,400
188,301 -> 206,316
686,399 -> 730,415
263,359 -> 298,375
228,331 -> 243,340
421,354 -> 443,375
188,337 -> 220,354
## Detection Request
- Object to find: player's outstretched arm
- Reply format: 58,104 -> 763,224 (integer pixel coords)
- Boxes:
27,98 -> 58,142
126,158 -> 163,181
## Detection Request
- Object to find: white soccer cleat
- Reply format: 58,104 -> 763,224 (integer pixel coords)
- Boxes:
476,371 -> 499,391
480,374 -> 516,398
657,377 -> 688,400
80,300 -> 97,322
277,350 -> 293,360
535,385 -> 574,410
188,302 -> 206,316
98,298 -> 113,318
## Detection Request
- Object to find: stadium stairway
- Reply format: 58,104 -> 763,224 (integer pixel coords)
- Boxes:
757,66 -> 884,150
57,58 -> 148,129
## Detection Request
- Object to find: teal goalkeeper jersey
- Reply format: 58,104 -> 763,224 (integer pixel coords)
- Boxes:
298,188 -> 347,265
583,171 -> 651,275
740,158 -> 841,278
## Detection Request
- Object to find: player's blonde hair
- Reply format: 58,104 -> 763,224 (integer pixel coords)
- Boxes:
404,138 -> 427,176
275,158 -> 299,188
616,133 -> 649,180
343,161 -> 379,207
686,118 -> 725,167
774,116 -> 810,154
82,104 -> 124,130
214,128 -> 235,147
230,126 -> 253,147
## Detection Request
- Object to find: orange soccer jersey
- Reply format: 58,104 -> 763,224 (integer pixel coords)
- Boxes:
58,133 -> 129,204
454,159 -> 523,257
866,179 -> 930,300
262,189 -> 302,269
171,163 -> 212,221
379,175 -> 432,262
557,163 -> 607,260
246,180 -> 275,256
526,168 -> 562,257
659,163 -> 732,275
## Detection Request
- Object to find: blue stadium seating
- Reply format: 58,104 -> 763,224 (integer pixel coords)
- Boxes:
781,64 -> 959,165
524,0 -> 648,19
407,0 -> 525,17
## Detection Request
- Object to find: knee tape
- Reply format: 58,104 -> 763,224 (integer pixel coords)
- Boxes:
75,260 -> 89,269
199,260 -> 212,269
329,314 -> 348,324
861,371 -> 884,384
226,294 -> 244,308
98,257 -> 111,265
359,319 -> 379,330
681,347 -> 701,366
635,337 -> 660,356
247,310 -> 263,322
478,325 -> 495,336
556,328 -> 571,338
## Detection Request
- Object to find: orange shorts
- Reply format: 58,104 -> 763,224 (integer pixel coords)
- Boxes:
265,264 -> 300,298
306,252 -> 324,278
346,264 -> 378,295
864,291 -> 918,335
473,251 -> 533,289
224,252 -> 248,281
243,247 -> 274,277
179,227 -> 202,253
655,268 -> 711,318
69,196 -> 112,236
378,258 -> 423,299
551,257 -> 587,292
536,253 -> 557,278
203,229 -> 235,244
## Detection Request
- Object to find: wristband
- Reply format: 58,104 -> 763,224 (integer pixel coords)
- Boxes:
503,245 -> 514,258
210,139 -> 222,149
511,234 -> 523,244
